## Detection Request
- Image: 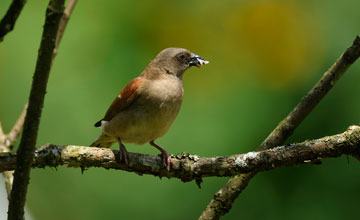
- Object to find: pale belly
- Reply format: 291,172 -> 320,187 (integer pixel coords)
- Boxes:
102,100 -> 182,145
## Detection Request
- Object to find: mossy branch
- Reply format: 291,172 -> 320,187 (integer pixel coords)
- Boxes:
0,103 -> 27,200
199,35 -> 360,220
1,125 -> 359,182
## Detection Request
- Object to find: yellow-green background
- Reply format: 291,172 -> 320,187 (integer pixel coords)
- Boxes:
1,0 -> 360,219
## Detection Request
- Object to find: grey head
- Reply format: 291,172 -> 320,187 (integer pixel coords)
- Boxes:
144,48 -> 209,78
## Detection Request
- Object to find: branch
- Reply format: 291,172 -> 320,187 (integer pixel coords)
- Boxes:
0,122 -> 5,139
6,103 -> 28,148
0,126 -> 359,181
0,120 -> 13,200
0,0 -> 27,42
199,35 -> 360,220
0,103 -> 27,200
7,1 -> 65,219
0,1 -> 77,206
54,0 -> 78,57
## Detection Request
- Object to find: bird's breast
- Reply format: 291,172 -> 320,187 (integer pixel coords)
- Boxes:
141,77 -> 184,106
103,77 -> 184,145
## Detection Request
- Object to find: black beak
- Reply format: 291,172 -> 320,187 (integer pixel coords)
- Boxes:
189,53 -> 209,67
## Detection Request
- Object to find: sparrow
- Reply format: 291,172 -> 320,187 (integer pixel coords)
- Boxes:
90,48 -> 209,170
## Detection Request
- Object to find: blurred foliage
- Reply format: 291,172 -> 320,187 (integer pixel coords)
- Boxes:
0,0 -> 360,219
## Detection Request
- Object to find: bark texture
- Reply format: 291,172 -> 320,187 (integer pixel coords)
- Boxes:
1,125 -> 359,181
0,103 -> 27,199
199,35 -> 360,220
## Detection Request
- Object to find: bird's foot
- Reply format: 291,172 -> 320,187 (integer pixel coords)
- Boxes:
116,140 -> 129,166
158,151 -> 171,171
150,141 -> 171,171
119,145 -> 129,166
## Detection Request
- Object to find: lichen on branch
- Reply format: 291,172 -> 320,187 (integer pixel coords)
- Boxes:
199,35 -> 360,220
1,125 -> 359,182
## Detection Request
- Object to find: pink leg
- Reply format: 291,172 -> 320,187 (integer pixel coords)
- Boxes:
150,141 -> 171,171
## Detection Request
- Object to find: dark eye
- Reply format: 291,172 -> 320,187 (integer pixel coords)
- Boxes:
179,54 -> 186,60
176,53 -> 188,63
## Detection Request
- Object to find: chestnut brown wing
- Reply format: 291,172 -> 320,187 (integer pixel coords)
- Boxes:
94,77 -> 144,127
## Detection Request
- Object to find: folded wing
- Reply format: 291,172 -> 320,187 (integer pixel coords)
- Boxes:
94,77 -> 144,127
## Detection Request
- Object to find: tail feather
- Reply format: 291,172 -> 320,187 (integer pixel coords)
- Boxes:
90,134 -> 116,148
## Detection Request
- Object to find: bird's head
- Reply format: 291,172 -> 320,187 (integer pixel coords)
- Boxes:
147,48 -> 209,78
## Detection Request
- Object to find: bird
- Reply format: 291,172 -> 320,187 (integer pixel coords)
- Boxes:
90,48 -> 209,170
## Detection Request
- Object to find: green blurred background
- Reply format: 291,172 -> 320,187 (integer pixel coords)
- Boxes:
1,0 -> 360,219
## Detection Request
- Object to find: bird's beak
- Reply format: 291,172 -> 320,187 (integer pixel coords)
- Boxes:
189,53 -> 209,67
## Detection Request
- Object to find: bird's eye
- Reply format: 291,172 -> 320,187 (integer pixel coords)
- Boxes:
179,54 -> 186,60
176,53 -> 188,63
175,52 -> 190,64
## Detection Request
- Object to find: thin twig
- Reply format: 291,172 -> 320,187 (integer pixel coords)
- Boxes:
1,171 -> 14,200
7,1 -> 65,219
0,103 -> 28,199
1,0 -> 77,208
54,0 -> 78,57
0,122 -> 5,138
0,137 -> 15,200
7,103 -> 28,148
0,125 -> 359,180
0,0 -> 27,42
199,36 -> 360,220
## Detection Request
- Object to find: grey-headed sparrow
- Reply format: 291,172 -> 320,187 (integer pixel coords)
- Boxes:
91,48 -> 209,170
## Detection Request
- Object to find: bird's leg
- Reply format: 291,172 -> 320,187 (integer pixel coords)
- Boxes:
150,140 -> 171,171
117,138 -> 129,166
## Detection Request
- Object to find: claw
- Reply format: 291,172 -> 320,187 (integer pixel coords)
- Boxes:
117,139 -> 129,166
158,151 -> 171,171
150,141 -> 171,171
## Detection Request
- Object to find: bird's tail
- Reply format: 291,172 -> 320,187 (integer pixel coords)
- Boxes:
90,134 -> 116,148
